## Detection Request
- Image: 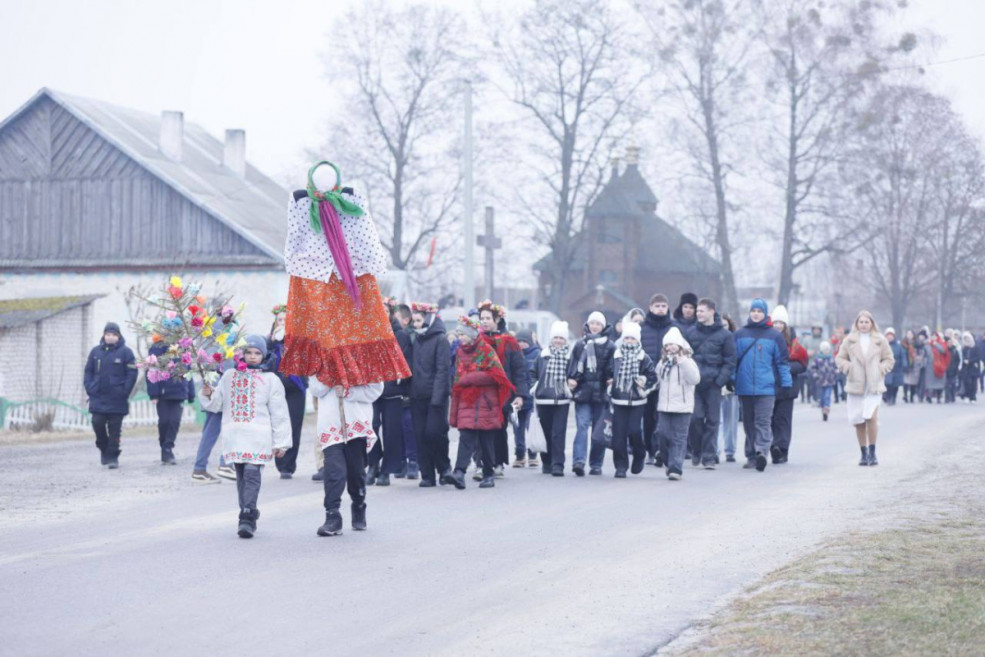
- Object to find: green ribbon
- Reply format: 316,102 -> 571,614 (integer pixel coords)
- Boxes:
306,161 -> 364,233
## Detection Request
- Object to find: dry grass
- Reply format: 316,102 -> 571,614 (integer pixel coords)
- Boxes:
661,464 -> 985,657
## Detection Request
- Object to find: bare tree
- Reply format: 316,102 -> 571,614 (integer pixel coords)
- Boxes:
638,0 -> 760,317
489,0 -> 642,313
759,0 -> 916,305
845,85 -> 952,329
318,1 -> 467,274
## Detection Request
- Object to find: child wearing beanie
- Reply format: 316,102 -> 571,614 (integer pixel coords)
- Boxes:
200,335 -> 292,538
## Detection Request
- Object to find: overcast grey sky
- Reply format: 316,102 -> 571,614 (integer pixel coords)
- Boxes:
1,0 -> 983,187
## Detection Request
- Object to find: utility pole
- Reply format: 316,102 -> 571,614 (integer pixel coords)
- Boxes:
463,82 -> 475,310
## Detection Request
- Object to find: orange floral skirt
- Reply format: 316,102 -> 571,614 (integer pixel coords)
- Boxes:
281,274 -> 410,388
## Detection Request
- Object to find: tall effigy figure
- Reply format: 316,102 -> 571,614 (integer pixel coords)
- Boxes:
282,161 -> 410,536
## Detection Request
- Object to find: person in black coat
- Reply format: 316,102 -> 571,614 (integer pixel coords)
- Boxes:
640,293 -> 678,465
685,299 -> 736,468
147,341 -> 196,465
608,322 -> 658,478
569,311 -> 616,476
673,292 -> 699,330
408,310 -> 452,487
267,307 -> 309,480
368,303 -> 416,486
84,322 -> 138,468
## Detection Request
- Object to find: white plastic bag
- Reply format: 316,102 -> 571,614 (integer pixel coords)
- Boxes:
526,409 -> 548,454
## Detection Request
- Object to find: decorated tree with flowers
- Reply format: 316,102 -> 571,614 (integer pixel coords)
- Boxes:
128,276 -> 248,385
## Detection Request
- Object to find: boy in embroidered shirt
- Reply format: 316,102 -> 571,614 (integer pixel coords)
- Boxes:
200,336 -> 291,538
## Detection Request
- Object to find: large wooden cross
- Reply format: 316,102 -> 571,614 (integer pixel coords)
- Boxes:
477,206 -> 501,300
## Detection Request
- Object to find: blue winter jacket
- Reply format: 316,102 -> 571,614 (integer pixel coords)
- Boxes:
732,319 -> 792,396
885,340 -> 908,387
146,343 -> 196,402
84,336 -> 138,415
520,344 -> 540,410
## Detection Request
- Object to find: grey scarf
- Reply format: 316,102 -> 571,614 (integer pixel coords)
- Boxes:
617,343 -> 642,393
546,344 -> 570,395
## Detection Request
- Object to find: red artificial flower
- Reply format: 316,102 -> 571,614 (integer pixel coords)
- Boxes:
236,360 -> 248,372
188,305 -> 201,316
212,353 -> 223,363
169,286 -> 183,300
191,316 -> 204,328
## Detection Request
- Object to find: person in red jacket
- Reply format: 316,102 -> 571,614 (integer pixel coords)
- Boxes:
442,316 -> 515,490
770,305 -> 808,464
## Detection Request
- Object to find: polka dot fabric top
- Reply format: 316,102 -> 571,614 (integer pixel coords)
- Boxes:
285,192 -> 389,284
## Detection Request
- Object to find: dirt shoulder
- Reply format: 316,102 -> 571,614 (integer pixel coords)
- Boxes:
657,436 -> 985,657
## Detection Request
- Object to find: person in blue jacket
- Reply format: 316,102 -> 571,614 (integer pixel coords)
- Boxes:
147,342 -> 196,465
732,299 -> 792,472
513,328 -> 541,468
84,322 -> 138,468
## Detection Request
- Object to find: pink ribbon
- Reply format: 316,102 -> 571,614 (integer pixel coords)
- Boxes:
318,200 -> 362,309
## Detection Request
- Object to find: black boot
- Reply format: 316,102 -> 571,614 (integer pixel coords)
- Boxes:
351,503 -> 367,531
311,467 -> 324,482
100,452 -> 108,466
867,444 -> 878,466
406,461 -> 420,480
478,475 -> 495,488
859,446 -> 868,466
441,470 -> 466,490
770,445 -> 782,464
237,510 -> 255,539
317,510 -> 343,536
161,447 -> 176,465
365,465 -> 379,486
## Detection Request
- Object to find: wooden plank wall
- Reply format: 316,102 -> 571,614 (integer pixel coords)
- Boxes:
0,97 -> 275,267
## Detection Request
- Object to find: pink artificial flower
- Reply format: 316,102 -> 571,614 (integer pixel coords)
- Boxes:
236,360 -> 248,372
179,337 -> 194,349
212,353 -> 223,363
221,305 -> 235,317
167,361 -> 176,369
166,310 -> 177,320
197,349 -> 209,361
146,354 -> 158,366
159,371 -> 171,381
191,317 -> 204,328
181,352 -> 193,365
234,350 -> 243,360
146,369 -> 160,383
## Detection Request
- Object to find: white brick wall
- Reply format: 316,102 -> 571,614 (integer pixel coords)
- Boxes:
0,305 -> 87,404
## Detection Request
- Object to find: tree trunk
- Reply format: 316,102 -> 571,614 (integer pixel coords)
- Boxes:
392,158 -> 405,269
777,59 -> 799,307
548,130 -> 576,314
702,97 -> 739,317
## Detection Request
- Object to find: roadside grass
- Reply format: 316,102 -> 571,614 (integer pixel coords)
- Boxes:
0,424 -> 189,446
662,511 -> 985,656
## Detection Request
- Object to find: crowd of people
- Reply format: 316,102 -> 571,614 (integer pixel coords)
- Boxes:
82,293 -> 985,537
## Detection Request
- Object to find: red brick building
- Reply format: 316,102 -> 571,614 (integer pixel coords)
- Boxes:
535,148 -> 722,330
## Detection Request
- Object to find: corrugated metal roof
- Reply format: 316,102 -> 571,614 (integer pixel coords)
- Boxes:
0,294 -> 103,328
3,88 -> 288,262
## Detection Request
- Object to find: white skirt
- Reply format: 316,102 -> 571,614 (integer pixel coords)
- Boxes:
847,393 -> 881,425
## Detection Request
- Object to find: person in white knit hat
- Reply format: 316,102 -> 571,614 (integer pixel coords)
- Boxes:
608,321 -> 657,478
569,310 -> 617,476
532,321 -> 575,476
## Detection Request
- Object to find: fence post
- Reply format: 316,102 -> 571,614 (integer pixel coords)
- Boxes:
0,397 -> 9,429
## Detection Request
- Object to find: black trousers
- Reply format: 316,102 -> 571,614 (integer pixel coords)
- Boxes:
456,429 -> 496,478
156,399 -> 184,449
369,397 -> 406,475
612,405 -> 645,472
410,398 -> 450,483
687,385 -> 722,464
771,397 -> 795,455
92,413 -> 124,458
537,404 -> 570,468
275,389 -> 306,474
323,439 -> 367,511
644,391 -> 660,457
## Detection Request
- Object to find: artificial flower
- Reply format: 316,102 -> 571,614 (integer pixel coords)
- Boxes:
225,348 -> 235,360
236,360 -> 248,372
206,316 -> 217,326
191,316 -> 204,328
179,337 -> 194,349
152,334 -> 163,344
146,354 -> 158,365
234,350 -> 243,359
166,310 -> 177,320
181,352 -> 193,365
212,353 -> 223,363
169,286 -> 182,300
170,276 -> 183,288
201,328 -> 213,338
186,283 -> 201,295
160,371 -> 171,381
216,333 -> 228,346
188,305 -> 201,316
147,369 -> 161,383
195,295 -> 206,305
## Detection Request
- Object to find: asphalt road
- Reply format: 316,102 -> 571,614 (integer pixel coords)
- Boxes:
1,400 -> 981,657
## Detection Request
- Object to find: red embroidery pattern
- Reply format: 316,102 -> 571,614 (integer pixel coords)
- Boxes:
230,371 -> 258,423
224,451 -> 274,462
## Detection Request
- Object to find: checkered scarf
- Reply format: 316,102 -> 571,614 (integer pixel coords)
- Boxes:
616,342 -> 642,393
546,344 -> 570,393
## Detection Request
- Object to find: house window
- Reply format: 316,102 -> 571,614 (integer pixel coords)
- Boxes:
599,270 -> 618,284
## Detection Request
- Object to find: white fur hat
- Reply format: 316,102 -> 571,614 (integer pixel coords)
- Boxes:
884,326 -> 896,336
772,304 -> 789,325
550,321 -> 569,340
587,311 -> 606,327
621,321 -> 641,342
